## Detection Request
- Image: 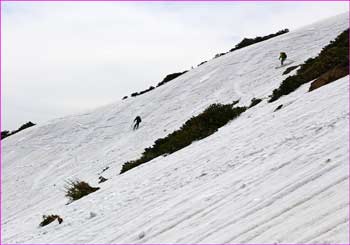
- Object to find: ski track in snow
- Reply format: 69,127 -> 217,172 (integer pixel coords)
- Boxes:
2,13 -> 349,243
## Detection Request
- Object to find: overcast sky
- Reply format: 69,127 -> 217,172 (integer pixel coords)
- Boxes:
2,2 -> 348,130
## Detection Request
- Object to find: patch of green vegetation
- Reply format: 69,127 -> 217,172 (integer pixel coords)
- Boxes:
157,71 -> 188,87
230,29 -> 289,52
274,104 -> 283,112
65,180 -> 100,202
120,103 -> 247,174
269,29 -> 349,102
39,215 -> 63,227
249,98 -> 263,108
1,121 -> 36,140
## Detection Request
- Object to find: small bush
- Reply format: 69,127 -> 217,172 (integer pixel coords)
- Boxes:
197,61 -> 208,67
100,166 -> 109,174
157,71 -> 188,87
1,131 -> 10,140
274,104 -> 283,112
131,86 -> 156,98
139,86 -> 155,95
129,71 -> 187,99
65,180 -> 100,202
232,100 -> 240,106
269,29 -> 349,102
230,29 -> 289,52
120,103 -> 247,174
214,53 -> 227,59
17,121 -> 35,131
98,176 -> 108,183
249,98 -> 262,108
39,215 -> 63,227
1,121 -> 36,140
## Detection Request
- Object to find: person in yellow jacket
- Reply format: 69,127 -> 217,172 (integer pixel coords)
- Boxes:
279,52 -> 287,66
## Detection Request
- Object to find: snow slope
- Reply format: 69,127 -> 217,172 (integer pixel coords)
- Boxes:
2,13 -> 349,244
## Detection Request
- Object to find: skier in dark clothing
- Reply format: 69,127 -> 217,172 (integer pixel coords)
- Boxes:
279,52 -> 287,66
133,116 -> 142,130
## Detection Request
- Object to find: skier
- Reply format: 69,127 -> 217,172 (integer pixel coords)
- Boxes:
279,52 -> 287,66
133,116 -> 142,130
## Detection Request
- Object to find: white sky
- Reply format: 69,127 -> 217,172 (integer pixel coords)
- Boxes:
1,1 -> 348,130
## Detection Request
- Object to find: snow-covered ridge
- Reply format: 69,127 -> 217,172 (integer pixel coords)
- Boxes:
2,13 -> 349,243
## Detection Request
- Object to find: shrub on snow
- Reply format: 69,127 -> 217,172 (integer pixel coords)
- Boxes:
65,180 -> 100,202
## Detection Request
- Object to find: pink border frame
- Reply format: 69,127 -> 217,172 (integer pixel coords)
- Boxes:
1,1 -> 3,243
0,0 -> 349,1
0,1 -> 349,245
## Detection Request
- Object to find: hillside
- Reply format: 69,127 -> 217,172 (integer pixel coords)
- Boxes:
2,13 -> 349,243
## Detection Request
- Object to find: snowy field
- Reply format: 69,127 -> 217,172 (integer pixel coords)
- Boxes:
2,13 -> 349,243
